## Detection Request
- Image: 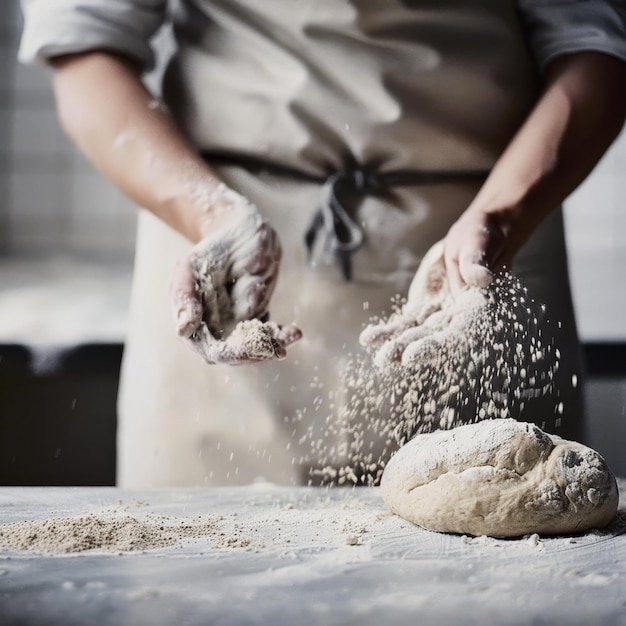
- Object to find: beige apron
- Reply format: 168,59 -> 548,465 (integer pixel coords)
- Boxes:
117,0 -> 584,487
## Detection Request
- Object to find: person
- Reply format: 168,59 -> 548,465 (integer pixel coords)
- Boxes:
19,0 -> 626,487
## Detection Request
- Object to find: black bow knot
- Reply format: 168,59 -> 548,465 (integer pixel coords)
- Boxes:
304,169 -> 382,281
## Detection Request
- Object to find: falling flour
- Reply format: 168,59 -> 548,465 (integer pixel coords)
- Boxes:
300,272 -> 572,488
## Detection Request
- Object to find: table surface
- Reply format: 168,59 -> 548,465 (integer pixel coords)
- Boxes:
0,482 -> 625,626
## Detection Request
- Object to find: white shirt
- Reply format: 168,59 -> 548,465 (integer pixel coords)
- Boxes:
19,0 -> 626,72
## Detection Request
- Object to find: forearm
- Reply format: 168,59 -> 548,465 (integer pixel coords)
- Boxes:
467,52 -> 626,250
51,52 -> 219,243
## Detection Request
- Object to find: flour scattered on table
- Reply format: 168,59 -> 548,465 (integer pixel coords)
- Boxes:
0,512 -> 221,554
0,492 -> 385,556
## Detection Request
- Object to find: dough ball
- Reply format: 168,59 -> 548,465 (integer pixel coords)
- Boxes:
380,419 -> 618,537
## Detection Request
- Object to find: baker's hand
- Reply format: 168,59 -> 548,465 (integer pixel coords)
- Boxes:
442,204 -> 530,294
359,240 -> 486,367
169,183 -> 302,364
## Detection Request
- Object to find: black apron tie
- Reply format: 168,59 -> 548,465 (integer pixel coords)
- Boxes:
304,170 -> 381,281
200,152 -> 488,282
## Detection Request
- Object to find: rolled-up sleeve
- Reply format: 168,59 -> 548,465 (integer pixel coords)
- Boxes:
517,0 -> 626,70
19,0 -> 168,70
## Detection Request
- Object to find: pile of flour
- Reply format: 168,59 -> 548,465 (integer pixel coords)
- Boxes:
0,511 -> 220,554
223,319 -> 285,360
188,317 -> 299,364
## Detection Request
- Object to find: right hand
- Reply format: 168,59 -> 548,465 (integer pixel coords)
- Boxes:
169,183 -> 301,365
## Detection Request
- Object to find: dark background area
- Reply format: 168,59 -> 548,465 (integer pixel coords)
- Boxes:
0,344 -> 122,486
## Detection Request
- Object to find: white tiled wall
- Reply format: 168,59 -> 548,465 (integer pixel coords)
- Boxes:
0,1 -> 138,262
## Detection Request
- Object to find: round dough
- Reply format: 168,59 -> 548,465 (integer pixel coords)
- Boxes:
380,419 -> 618,537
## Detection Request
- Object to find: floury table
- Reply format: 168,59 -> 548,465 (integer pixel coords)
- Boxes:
0,482 -> 625,626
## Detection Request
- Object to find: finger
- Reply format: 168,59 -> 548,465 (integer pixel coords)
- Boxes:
444,250 -> 464,296
250,225 -> 281,274
359,316 -> 414,346
458,251 -> 494,290
170,256 -> 204,338
460,262 -> 494,289
378,325 -> 434,365
401,335 -> 442,367
230,274 -> 275,321
372,325 -> 431,368
276,323 -> 303,348
230,223 -> 281,278
407,240 -> 447,303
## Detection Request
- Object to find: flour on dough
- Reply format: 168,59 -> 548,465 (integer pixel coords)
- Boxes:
380,419 -> 618,537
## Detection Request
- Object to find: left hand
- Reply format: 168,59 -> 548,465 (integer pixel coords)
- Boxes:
360,240 -> 487,367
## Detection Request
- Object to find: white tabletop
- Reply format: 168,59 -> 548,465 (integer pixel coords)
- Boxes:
0,482 -> 625,626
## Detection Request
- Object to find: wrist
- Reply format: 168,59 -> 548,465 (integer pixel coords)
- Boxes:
162,169 -> 233,243
184,179 -> 260,242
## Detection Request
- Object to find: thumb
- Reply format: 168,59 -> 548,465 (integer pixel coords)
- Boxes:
457,225 -> 506,289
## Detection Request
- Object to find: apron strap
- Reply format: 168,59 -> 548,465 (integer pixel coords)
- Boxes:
200,152 -> 488,281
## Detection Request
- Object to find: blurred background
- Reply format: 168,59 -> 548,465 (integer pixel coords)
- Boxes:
1,1 -> 624,485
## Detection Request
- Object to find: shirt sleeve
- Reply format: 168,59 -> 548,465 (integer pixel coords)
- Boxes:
517,0 -> 626,71
18,0 -> 168,70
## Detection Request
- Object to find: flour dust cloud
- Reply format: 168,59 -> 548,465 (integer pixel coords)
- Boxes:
298,273 -> 573,487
